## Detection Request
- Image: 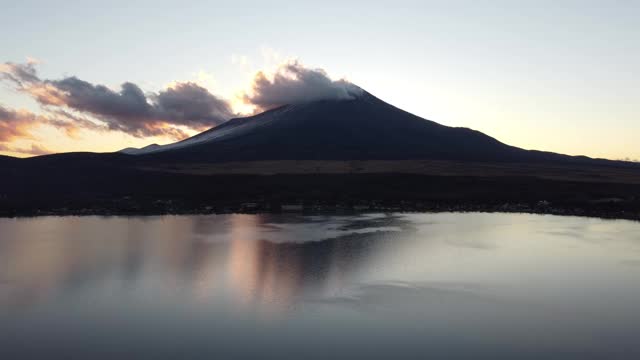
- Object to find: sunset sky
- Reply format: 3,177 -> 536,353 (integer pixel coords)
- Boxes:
1,0 -> 638,160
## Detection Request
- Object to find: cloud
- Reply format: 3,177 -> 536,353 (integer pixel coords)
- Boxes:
33,78 -> 232,139
1,58 -> 363,144
0,105 -> 51,156
243,60 -> 363,111
0,142 -> 50,156
43,109 -> 107,139
154,82 -> 233,130
0,104 -> 41,142
0,60 -> 40,87
1,62 -> 234,140
0,104 -> 95,152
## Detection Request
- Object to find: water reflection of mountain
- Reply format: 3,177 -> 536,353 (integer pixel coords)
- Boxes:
0,214 -> 411,313
226,214 -> 412,312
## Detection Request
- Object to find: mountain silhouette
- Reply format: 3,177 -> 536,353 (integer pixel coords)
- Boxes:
128,91 -> 585,164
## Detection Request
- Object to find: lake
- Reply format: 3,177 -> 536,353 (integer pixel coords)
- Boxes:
1,212 -> 639,359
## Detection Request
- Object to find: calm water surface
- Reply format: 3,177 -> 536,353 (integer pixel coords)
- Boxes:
1,212 -> 640,359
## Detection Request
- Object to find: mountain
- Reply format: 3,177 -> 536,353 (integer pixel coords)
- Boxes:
2,89 -> 639,218
119,91 -> 574,163
120,143 -> 162,155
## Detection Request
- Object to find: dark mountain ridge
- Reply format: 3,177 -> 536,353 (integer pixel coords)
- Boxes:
121,91 -> 628,166
139,92 -> 529,162
1,90 -> 636,168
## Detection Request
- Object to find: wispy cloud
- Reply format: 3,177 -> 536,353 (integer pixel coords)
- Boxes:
0,105 -> 41,142
0,104 -> 88,156
0,60 -> 40,87
0,142 -> 50,156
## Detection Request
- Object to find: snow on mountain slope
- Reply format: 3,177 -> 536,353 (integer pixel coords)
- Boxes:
117,89 -> 607,165
119,105 -> 298,155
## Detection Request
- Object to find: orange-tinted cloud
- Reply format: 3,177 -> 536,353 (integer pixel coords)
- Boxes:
0,104 -> 96,155
1,61 -> 233,140
0,142 -> 50,156
0,61 -> 40,87
0,105 -> 40,142
43,109 -> 108,139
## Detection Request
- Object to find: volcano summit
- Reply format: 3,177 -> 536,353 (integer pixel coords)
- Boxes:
123,90 -> 593,165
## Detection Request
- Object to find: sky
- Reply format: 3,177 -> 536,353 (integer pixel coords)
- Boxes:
1,0 -> 638,160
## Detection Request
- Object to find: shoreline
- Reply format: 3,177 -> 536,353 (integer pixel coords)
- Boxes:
2,202 -> 638,221
3,170 -> 639,222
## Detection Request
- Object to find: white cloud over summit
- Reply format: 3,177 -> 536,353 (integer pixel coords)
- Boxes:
242,60 -> 362,111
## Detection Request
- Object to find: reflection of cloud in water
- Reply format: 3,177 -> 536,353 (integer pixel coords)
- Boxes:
537,218 -> 640,246
204,213 -> 407,244
619,259 -> 640,267
0,213 -> 410,314
303,280 -> 629,351
1,212 -> 639,317
2,213 -> 640,358
307,281 -> 507,310
226,214 -> 406,313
